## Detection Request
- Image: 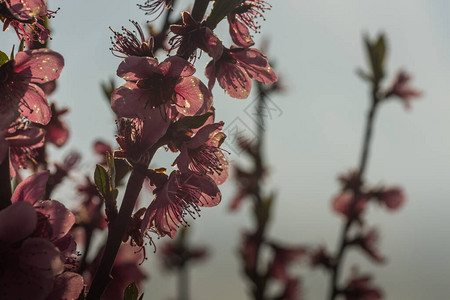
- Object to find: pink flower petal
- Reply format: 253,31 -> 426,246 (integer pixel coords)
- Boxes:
0,237 -> 64,300
228,15 -> 255,48
111,82 -> 152,118
6,0 -> 47,21
34,200 -> 76,241
188,122 -> 223,149
47,272 -> 84,300
19,83 -> 52,125
46,120 -> 69,147
0,201 -> 37,243
204,60 -> 216,91
14,49 -> 64,84
174,77 -> 213,116
233,48 -> 278,84
11,170 -> 49,204
117,56 -> 159,81
158,56 -> 195,77
217,63 -> 251,99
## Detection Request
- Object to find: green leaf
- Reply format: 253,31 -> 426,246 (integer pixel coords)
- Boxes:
205,0 -> 242,29
176,112 -> 213,130
106,152 -> 116,190
0,51 -> 9,66
112,188 -> 119,201
101,78 -> 116,104
9,45 -> 15,60
364,34 -> 386,83
18,39 -> 24,52
122,282 -> 139,300
94,164 -> 109,198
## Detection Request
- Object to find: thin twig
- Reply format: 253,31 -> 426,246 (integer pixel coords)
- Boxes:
0,149 -> 12,210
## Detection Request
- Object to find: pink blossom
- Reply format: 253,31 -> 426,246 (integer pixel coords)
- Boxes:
111,55 -> 212,118
309,246 -> 333,270
159,229 -> 209,270
45,103 -> 70,147
275,278 -> 302,300
174,121 -> 229,185
0,49 -> 64,124
0,0 -> 56,43
269,243 -> 307,280
141,170 -> 221,238
1,118 -> 45,168
227,0 -> 271,47
205,47 -> 277,99
137,0 -> 173,17
386,70 -> 421,109
115,116 -> 170,165
101,244 -> 147,300
47,272 -> 85,300
239,232 -> 260,270
169,11 -> 223,60
374,187 -> 405,211
110,21 -> 154,58
85,244 -> 147,300
0,171 -> 83,299
332,191 -> 368,219
342,275 -> 383,300
349,228 -> 385,263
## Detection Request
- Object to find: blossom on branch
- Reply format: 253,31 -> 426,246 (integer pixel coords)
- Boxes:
227,0 -> 271,47
111,55 -> 212,119
0,0 -> 57,43
205,47 -> 277,99
0,49 -> 64,125
141,170 -> 221,238
174,121 -> 229,185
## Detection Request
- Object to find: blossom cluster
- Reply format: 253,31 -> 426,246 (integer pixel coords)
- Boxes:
109,0 -> 278,244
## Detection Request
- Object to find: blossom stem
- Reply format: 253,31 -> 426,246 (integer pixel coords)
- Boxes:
86,143 -> 161,300
328,86 -> 380,300
247,85 -> 270,300
178,263 -> 189,300
86,168 -> 146,300
191,0 -> 210,21
0,149 -> 12,211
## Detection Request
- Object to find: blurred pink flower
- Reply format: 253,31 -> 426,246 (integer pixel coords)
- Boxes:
269,243 -> 307,280
45,103 -> 69,147
0,171 -> 83,299
342,275 -> 383,300
240,232 -> 260,270
85,244 -> 147,300
332,191 -> 368,219
350,228 -> 385,263
275,277 -> 302,300
387,70 -> 421,109
309,246 -> 333,270
373,187 -> 405,211
160,238 -> 208,270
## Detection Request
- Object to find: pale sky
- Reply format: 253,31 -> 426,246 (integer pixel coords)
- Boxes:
1,0 -> 450,299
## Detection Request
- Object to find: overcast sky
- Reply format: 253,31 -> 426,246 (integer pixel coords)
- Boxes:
2,0 -> 450,299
